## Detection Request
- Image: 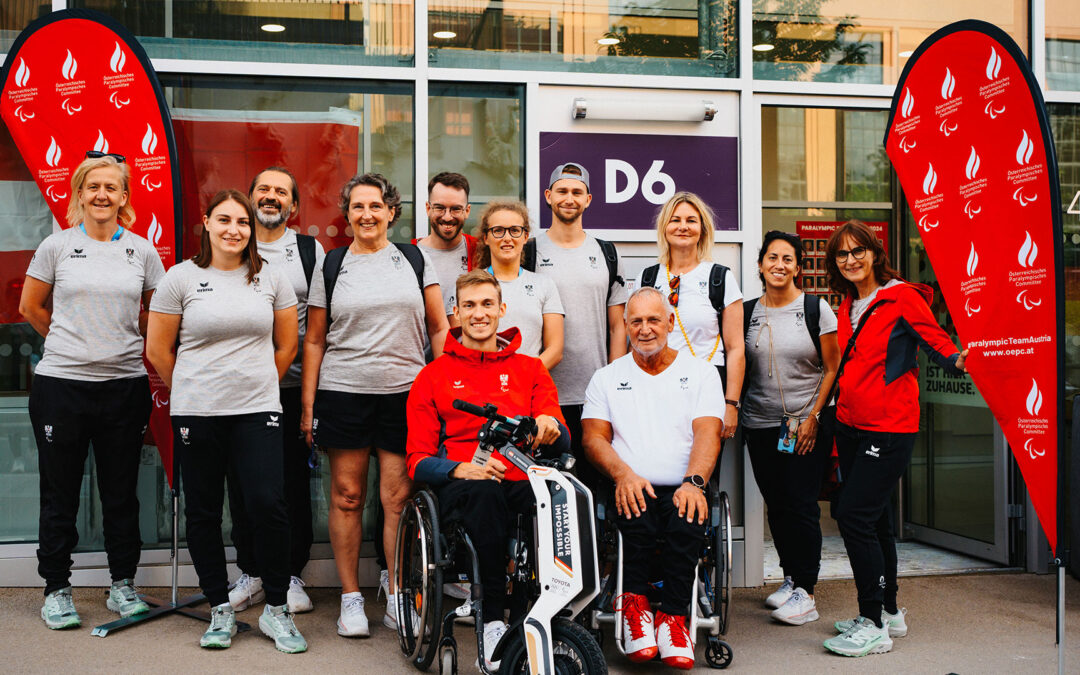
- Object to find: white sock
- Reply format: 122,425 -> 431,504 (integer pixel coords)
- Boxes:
342,591 -> 362,603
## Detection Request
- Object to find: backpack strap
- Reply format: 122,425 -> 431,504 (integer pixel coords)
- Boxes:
742,297 -> 758,339
640,264 -> 659,291
520,238 -> 537,272
826,299 -> 886,405
394,242 -> 425,292
464,233 -> 477,271
804,293 -> 822,364
596,238 -> 623,302
708,264 -> 729,316
322,245 -> 348,324
296,233 -> 316,289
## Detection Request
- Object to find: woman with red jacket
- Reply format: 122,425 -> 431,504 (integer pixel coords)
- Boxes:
821,220 -> 967,659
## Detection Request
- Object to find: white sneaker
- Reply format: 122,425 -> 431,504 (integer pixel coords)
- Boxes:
287,576 -> 313,613
378,569 -> 390,601
835,607 -> 908,637
770,587 -> 819,625
383,592 -> 398,630
765,576 -> 794,609
337,592 -> 370,637
228,573 -> 264,611
823,616 -> 893,657
444,580 -> 470,600
655,611 -> 695,669
481,620 -> 509,671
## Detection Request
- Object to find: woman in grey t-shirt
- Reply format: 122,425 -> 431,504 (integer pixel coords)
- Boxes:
301,173 -> 449,636
21,154 -> 164,630
742,230 -> 839,627
473,201 -> 564,368
147,190 -> 305,653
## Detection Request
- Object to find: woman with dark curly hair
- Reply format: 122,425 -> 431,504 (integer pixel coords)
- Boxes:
821,220 -> 967,658
301,173 -> 448,637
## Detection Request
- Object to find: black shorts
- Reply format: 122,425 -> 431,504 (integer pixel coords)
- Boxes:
312,389 -> 409,453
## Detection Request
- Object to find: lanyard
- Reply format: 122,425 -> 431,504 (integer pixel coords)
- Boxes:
756,296 -> 822,419
486,266 -> 522,278
79,223 -> 124,242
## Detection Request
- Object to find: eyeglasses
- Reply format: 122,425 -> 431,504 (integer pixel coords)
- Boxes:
834,246 -> 868,263
431,204 -> 466,217
488,225 -> 526,239
85,150 -> 126,163
668,274 -> 680,307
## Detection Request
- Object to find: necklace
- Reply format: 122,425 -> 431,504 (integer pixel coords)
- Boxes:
666,265 -> 722,361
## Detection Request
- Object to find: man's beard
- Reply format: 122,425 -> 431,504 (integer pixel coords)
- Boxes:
431,220 -> 463,242
255,206 -> 288,229
552,206 -> 580,225
631,338 -> 666,358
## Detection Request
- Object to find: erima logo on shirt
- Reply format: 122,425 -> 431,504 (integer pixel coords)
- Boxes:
267,414 -> 279,427
197,281 -> 213,293
617,381 -> 632,391
539,256 -> 553,268
866,445 -> 881,458
452,380 -> 464,389
70,248 -> 87,259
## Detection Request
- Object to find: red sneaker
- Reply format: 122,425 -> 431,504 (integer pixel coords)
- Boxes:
656,611 -> 695,670
616,593 -> 657,662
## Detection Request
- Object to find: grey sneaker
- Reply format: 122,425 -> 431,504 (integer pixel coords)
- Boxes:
106,579 -> 149,618
834,607 -> 908,637
823,616 -> 893,657
260,603 -> 308,653
41,587 -> 81,630
201,603 -> 237,648
228,573 -> 264,611
770,587 -> 819,625
765,576 -> 794,609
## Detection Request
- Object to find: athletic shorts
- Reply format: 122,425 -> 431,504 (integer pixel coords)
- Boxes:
312,389 -> 409,453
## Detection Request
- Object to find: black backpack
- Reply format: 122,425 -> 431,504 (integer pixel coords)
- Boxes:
296,233 -> 317,288
322,242 -> 425,324
521,237 -> 623,302
640,263 -> 730,323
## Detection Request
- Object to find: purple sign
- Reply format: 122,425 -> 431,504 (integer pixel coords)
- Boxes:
539,132 -> 738,231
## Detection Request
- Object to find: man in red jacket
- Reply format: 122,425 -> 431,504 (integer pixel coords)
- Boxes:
406,269 -> 566,671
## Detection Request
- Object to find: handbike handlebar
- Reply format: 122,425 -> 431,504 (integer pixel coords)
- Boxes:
452,399 -> 576,473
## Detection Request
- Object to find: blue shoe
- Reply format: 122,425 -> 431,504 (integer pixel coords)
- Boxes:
260,603 -> 307,653
107,579 -> 149,618
201,603 -> 237,649
41,587 -> 81,630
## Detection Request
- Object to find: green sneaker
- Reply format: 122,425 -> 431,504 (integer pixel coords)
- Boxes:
41,587 -> 81,630
823,616 -> 893,657
259,603 -> 308,654
834,607 -> 908,637
200,603 -> 237,649
107,579 -> 150,618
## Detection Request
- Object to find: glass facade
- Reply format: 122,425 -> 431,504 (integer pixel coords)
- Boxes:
1048,2 -> 1080,91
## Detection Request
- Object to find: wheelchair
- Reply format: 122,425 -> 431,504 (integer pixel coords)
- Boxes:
394,400 -> 607,675
587,475 -> 735,669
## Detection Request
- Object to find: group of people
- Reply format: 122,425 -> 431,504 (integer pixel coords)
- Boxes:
23,151 -> 968,666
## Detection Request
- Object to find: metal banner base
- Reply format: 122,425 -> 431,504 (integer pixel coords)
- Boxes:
91,591 -> 252,638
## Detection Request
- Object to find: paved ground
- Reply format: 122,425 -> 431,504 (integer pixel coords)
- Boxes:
6,573 -> 1080,673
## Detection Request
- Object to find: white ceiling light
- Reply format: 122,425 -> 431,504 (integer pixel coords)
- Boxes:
261,24 -> 285,33
433,31 -> 456,39
597,37 -> 620,46
752,43 -> 775,52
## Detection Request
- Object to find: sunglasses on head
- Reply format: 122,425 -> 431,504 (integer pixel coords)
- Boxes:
85,150 -> 126,163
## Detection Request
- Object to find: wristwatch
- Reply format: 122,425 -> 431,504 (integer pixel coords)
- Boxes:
682,474 -> 706,492
725,399 -> 741,409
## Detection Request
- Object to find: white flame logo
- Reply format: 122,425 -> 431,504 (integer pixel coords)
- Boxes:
14,58 -> 30,87
922,163 -> 938,195
1025,379 -> 1043,416
901,88 -> 914,118
899,136 -> 917,154
1024,439 -> 1045,460
941,67 -> 956,99
45,185 -> 68,203
93,130 -> 110,154
918,214 -> 939,233
939,119 -> 958,136
966,243 -> 979,277
13,105 -> 34,122
141,174 -> 162,192
147,213 -> 162,245
109,42 -> 126,73
1017,289 -> 1042,311
1016,130 -> 1035,165
109,91 -> 130,109
965,146 -> 981,180
1018,232 -> 1038,268
45,137 -> 61,168
964,297 -> 981,317
1012,187 -> 1038,207
61,50 -> 78,80
141,124 -> 158,154
984,100 -> 1005,119
986,47 -> 1002,80
61,98 -> 82,115
964,201 -> 981,219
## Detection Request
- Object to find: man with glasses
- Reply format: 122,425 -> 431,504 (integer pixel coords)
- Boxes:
415,172 -> 477,326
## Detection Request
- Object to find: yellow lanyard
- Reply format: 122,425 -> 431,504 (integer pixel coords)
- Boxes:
666,265 -> 722,362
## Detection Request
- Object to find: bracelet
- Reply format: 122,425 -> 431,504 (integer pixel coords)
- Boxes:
811,411 -> 821,422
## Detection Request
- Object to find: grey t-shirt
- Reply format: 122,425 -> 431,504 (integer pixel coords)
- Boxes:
533,232 -> 628,405
308,244 -> 438,394
743,293 -> 837,429
417,238 -> 469,316
257,229 -> 326,388
26,226 -> 164,381
498,269 -> 564,358
150,260 -> 297,416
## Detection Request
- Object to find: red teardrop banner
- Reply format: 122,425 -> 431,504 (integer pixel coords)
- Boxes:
1,9 -> 182,486
885,21 -> 1064,554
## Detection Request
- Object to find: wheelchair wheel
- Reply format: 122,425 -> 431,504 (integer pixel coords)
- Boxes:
395,491 -> 444,670
499,618 -> 607,675
712,491 -> 733,635
705,637 -> 734,669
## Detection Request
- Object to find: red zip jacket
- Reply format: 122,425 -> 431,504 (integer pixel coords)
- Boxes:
836,281 -> 963,433
406,326 -> 566,484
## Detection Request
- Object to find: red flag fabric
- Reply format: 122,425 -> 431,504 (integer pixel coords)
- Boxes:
1,9 -> 182,486
885,21 -> 1065,554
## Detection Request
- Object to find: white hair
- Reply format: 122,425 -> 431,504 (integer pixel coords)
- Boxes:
623,286 -> 674,321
